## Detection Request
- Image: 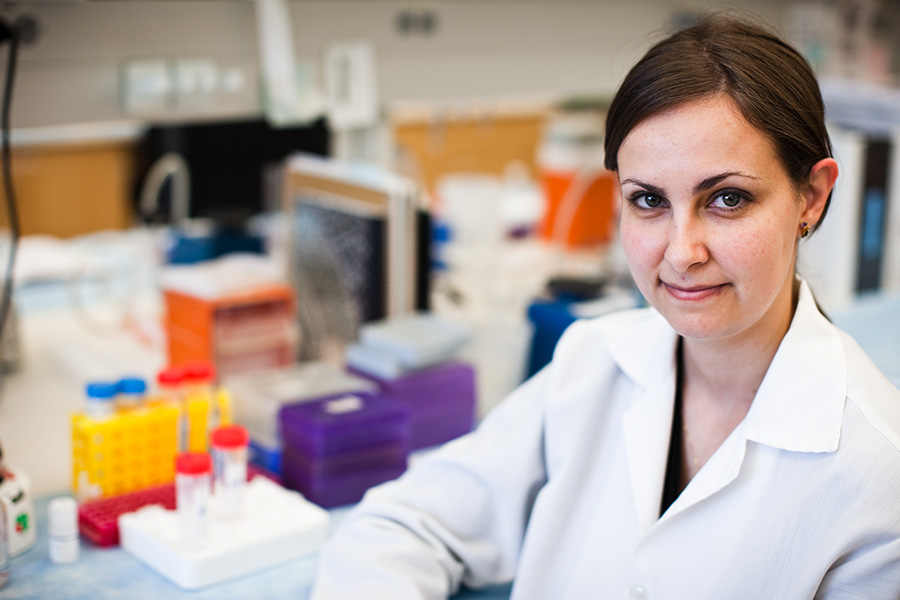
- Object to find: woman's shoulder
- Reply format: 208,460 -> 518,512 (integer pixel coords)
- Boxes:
837,328 -> 900,455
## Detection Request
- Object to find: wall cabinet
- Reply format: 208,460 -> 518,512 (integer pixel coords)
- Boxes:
0,141 -> 136,238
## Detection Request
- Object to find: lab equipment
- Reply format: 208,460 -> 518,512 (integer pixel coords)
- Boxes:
48,496 -> 79,564
119,476 -> 330,590
283,153 -> 430,362
78,483 -> 175,547
225,362 -> 376,475
280,392 -> 409,508
179,361 -> 234,453
210,425 -> 249,520
138,148 -> 263,264
175,452 -> 212,549
85,382 -> 117,420
186,361 -> 233,430
183,363 -> 212,453
161,364 -> 213,451
156,366 -> 185,391
350,361 -> 477,450
156,366 -> 186,403
346,313 -> 471,379
162,268 -> 297,377
116,377 -> 147,412
156,365 -> 189,450
537,108 -> 616,248
0,462 -> 36,557
139,151 -> 191,226
71,400 -> 179,498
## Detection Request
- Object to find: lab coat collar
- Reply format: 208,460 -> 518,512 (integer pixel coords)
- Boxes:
602,279 -> 846,455
600,307 -> 679,395
742,279 -> 846,453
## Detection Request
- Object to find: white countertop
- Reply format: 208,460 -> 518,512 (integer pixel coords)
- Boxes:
10,121 -> 145,147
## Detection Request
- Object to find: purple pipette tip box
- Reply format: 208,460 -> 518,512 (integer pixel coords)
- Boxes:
349,361 -> 477,450
279,392 -> 411,508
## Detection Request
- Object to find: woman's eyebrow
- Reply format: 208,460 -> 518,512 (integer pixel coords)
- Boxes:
620,179 -> 666,197
621,172 -> 761,197
692,171 -> 761,194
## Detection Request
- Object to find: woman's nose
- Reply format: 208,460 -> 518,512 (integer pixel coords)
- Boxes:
664,218 -> 709,273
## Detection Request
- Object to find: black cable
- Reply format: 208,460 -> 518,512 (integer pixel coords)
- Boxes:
0,21 -> 18,344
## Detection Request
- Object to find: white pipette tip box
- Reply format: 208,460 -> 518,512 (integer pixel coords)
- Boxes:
119,477 -> 330,590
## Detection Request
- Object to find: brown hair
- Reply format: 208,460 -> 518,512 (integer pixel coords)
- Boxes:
604,14 -> 834,229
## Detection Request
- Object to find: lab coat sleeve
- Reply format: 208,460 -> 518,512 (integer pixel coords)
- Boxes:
309,365 -> 553,600
816,537 -> 900,600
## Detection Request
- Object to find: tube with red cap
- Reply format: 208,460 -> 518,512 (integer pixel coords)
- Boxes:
210,425 -> 249,520
157,366 -> 187,403
175,452 -> 212,548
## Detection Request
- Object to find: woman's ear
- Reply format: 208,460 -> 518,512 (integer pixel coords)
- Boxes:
801,157 -> 839,228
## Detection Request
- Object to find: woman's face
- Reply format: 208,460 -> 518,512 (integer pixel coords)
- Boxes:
616,95 -> 806,345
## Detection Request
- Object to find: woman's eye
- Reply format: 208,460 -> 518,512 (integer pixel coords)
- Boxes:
634,193 -> 664,209
711,191 -> 746,210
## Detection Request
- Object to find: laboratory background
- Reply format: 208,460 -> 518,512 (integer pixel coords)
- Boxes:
0,0 -> 898,598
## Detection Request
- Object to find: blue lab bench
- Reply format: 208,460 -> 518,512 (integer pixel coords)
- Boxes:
0,495 -> 512,600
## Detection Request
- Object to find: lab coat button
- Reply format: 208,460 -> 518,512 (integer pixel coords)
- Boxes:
629,584 -> 648,600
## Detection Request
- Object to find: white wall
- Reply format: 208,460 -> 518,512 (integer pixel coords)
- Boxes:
0,0 -> 789,130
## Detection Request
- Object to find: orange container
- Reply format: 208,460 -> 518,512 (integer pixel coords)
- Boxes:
537,110 -> 617,248
163,283 -> 298,377
539,168 -> 616,248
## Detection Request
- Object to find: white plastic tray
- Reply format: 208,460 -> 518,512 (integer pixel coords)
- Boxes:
119,477 -> 330,590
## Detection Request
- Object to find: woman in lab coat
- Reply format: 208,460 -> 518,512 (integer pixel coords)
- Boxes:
311,14 -> 900,600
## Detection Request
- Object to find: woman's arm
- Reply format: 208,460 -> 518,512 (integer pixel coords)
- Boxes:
310,366 -> 553,600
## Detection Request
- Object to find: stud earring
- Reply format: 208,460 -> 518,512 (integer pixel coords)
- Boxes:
800,221 -> 810,239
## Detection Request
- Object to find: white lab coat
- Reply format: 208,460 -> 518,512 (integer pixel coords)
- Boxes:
311,281 -> 900,599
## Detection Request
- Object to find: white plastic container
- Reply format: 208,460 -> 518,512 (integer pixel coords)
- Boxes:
119,477 -> 330,590
0,466 -> 37,557
48,496 -> 79,564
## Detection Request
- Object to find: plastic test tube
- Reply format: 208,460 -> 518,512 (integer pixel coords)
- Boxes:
184,361 -> 215,398
116,377 -> 147,412
158,367 -> 188,450
156,367 -> 187,405
184,362 -> 215,452
85,382 -> 117,420
210,425 -> 249,521
175,453 -> 212,549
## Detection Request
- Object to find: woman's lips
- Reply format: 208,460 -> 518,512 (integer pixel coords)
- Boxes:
661,281 -> 726,301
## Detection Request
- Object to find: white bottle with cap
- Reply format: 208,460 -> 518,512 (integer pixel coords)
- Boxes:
48,496 -> 79,564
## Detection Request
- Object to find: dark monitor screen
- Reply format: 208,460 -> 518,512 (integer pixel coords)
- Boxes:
135,117 -> 330,225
